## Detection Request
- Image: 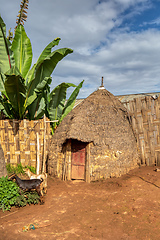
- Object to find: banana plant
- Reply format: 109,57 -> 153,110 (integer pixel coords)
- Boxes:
47,81 -> 84,134
0,15 -> 83,121
32,80 -> 84,134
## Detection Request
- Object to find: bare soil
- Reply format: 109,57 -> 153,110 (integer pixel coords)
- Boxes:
1,166 -> 160,240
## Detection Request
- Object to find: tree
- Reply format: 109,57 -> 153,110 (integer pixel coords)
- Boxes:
0,0 -> 83,132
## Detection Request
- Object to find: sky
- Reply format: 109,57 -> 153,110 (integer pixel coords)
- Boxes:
1,0 -> 160,98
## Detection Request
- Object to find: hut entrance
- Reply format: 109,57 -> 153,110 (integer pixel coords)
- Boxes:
71,139 -> 87,180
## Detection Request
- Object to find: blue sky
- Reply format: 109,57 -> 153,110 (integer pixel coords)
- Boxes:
1,0 -> 160,98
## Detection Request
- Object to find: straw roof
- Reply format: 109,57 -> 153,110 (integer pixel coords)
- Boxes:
50,88 -> 137,153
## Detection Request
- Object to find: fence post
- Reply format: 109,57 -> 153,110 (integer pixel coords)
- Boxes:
42,115 -> 46,173
36,132 -> 40,175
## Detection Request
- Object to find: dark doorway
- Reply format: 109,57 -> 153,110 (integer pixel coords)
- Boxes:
71,139 -> 87,180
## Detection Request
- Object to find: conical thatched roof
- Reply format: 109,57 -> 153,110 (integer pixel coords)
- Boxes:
50,88 -> 137,152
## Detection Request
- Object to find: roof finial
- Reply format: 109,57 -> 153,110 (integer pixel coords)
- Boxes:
101,76 -> 104,87
99,76 -> 105,90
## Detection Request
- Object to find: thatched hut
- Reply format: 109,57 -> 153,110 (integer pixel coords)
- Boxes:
48,86 -> 140,182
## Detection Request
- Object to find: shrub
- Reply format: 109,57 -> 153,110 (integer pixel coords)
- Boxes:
15,191 -> 40,207
6,163 -> 25,174
24,165 -> 36,174
6,163 -> 36,175
0,176 -> 19,211
0,176 -> 40,211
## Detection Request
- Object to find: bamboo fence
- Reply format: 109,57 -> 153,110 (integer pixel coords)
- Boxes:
123,95 -> 160,166
0,117 -> 51,171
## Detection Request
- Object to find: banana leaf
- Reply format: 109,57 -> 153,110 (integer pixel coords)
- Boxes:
0,16 -> 11,72
27,77 -> 52,120
4,66 -> 26,119
0,16 -> 14,92
0,95 -> 16,119
34,97 -> 46,120
0,73 -> 5,92
48,82 -> 76,130
26,48 -> 73,109
28,48 -> 73,94
60,80 -> 84,123
36,37 -> 61,65
11,24 -> 32,79
26,38 -> 61,84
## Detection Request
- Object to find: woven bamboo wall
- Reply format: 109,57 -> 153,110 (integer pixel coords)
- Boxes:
0,118 -> 51,170
123,96 -> 160,166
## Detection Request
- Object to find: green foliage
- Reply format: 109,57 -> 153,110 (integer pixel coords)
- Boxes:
0,176 -> 40,212
0,14 -> 83,122
24,165 -> 36,174
0,176 -> 20,211
6,164 -> 15,174
15,190 -> 40,207
47,80 -> 84,133
0,0 -> 84,131
6,163 -> 36,174
6,163 -> 25,174
16,163 -> 25,174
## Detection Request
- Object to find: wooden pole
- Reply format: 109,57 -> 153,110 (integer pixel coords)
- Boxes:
86,143 -> 90,183
42,115 -> 46,173
67,139 -> 72,180
36,132 -> 40,175
62,149 -> 66,181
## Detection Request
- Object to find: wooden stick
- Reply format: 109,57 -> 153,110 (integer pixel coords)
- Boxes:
45,120 -> 59,123
42,115 -> 46,173
36,132 -> 40,175
0,210 -> 18,219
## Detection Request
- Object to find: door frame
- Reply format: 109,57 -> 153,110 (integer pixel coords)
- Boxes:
62,139 -> 90,182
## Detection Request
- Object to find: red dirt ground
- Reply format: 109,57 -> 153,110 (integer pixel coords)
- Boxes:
1,166 -> 160,240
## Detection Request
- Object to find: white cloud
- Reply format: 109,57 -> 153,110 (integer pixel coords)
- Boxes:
142,17 -> 160,27
1,0 -> 160,98
54,28 -> 160,97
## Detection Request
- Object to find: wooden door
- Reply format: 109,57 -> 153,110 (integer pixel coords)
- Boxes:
71,140 -> 86,180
